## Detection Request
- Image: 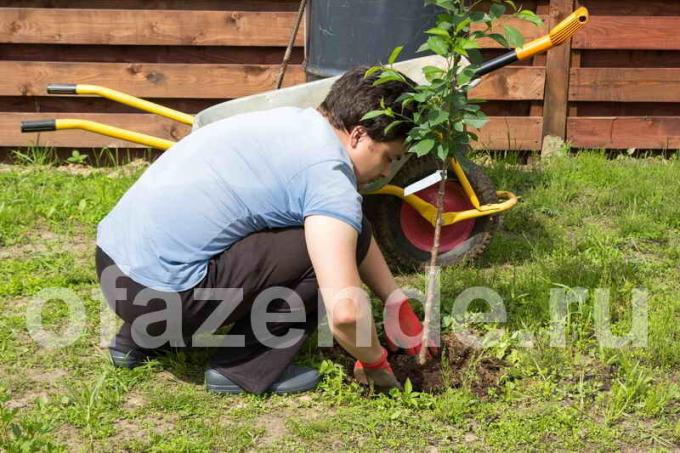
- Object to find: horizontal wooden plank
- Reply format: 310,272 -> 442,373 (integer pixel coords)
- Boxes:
0,1 -> 300,11
0,61 -> 306,98
471,67 -> 546,100
0,44 -> 303,65
575,1 -> 680,17
570,68 -> 680,102
574,16 -> 680,50
580,50 -> 680,69
2,113 -> 542,150
567,117 -> 680,149
473,16 -> 547,48
2,113 -> 191,148
0,62 -> 541,101
471,116 -> 543,150
0,96 -> 217,115
0,8 -> 304,46
574,102 -> 680,117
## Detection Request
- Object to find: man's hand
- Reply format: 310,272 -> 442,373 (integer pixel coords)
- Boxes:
353,347 -> 402,390
384,298 -> 439,359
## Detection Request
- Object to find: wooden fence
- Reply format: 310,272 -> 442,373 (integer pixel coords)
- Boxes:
1,0 -> 679,154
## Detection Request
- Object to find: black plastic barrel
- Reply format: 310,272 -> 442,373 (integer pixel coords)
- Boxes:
305,0 -> 439,80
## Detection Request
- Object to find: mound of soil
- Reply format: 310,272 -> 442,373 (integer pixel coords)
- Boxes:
390,333 -> 504,396
323,333 -> 505,396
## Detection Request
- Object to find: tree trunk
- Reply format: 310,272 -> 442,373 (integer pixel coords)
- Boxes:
418,158 -> 448,365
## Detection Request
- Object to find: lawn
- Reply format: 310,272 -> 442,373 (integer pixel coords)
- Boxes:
0,150 -> 678,451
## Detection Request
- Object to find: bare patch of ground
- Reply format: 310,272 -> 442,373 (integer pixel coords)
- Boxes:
0,227 -> 60,260
112,412 -> 179,444
26,367 -> 68,385
254,413 -> 289,445
122,392 -> 149,412
4,390 -> 50,410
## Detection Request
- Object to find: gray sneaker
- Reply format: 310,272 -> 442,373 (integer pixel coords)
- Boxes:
205,365 -> 320,394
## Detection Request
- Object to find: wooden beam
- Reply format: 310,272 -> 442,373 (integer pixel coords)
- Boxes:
570,68 -> 680,103
541,0 -> 573,146
0,8 -> 304,46
573,16 -> 680,51
1,113 -> 191,148
471,67 -> 546,100
471,116 -> 543,150
567,117 -> 680,149
0,61 -> 306,99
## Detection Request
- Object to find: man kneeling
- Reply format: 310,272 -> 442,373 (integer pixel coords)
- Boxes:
95,67 -> 437,394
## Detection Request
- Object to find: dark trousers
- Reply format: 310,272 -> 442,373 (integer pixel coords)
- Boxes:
95,217 -> 373,394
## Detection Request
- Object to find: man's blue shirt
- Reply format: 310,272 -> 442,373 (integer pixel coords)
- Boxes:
97,107 -> 362,292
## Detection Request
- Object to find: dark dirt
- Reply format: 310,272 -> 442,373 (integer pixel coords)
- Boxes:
390,333 -> 505,396
323,333 -> 506,397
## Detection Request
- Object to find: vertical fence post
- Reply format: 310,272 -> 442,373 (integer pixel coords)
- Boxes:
541,0 -> 574,155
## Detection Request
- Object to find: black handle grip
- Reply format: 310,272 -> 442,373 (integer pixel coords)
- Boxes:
22,120 -> 57,133
47,84 -> 77,94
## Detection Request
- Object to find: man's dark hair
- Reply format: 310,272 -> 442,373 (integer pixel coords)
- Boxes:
319,65 -> 415,142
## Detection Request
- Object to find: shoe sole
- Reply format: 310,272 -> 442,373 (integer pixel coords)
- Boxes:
205,369 -> 320,394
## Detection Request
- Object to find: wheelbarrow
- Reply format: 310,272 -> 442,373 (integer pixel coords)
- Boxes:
21,7 -> 589,271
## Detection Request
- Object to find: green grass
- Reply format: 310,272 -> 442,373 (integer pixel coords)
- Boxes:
1,152 -> 679,451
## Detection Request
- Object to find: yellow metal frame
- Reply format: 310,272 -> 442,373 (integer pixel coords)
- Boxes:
72,85 -> 195,126
54,119 -> 175,150
366,158 -> 518,226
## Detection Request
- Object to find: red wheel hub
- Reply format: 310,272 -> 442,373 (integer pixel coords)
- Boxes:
399,181 -> 475,253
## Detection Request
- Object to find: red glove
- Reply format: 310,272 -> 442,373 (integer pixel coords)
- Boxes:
384,298 -> 439,358
353,347 -> 401,389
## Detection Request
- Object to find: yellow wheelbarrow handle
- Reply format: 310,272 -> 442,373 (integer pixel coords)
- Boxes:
47,84 -> 195,126
474,6 -> 589,78
516,6 -> 589,60
21,118 -> 175,150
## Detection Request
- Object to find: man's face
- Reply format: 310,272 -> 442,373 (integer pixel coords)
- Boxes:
346,126 -> 407,185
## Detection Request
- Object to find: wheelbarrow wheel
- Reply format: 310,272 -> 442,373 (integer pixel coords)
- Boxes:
364,155 -> 499,272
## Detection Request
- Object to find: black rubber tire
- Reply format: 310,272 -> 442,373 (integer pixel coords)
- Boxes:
364,155 -> 499,272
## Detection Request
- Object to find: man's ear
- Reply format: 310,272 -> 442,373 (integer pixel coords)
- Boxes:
349,126 -> 368,148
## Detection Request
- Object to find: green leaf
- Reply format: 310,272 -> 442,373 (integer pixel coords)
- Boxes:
425,27 -> 450,38
427,109 -> 449,127
455,17 -> 472,33
409,139 -> 435,157
516,9 -> 544,26
360,110 -> 385,121
464,112 -> 488,129
490,3 -> 506,19
470,11 -> 486,22
384,120 -> 405,135
403,378 -> 413,394
436,144 -> 449,161
457,67 -> 476,85
503,25 -> 525,48
364,66 -> 382,78
387,46 -> 404,65
416,42 -> 430,53
425,0 -> 455,12
422,65 -> 446,83
427,36 -> 449,56
461,38 -> 480,50
487,33 -> 509,48
505,0 -> 518,11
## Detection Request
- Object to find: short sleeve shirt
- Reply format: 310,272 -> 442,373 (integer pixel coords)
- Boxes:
96,107 -> 362,292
